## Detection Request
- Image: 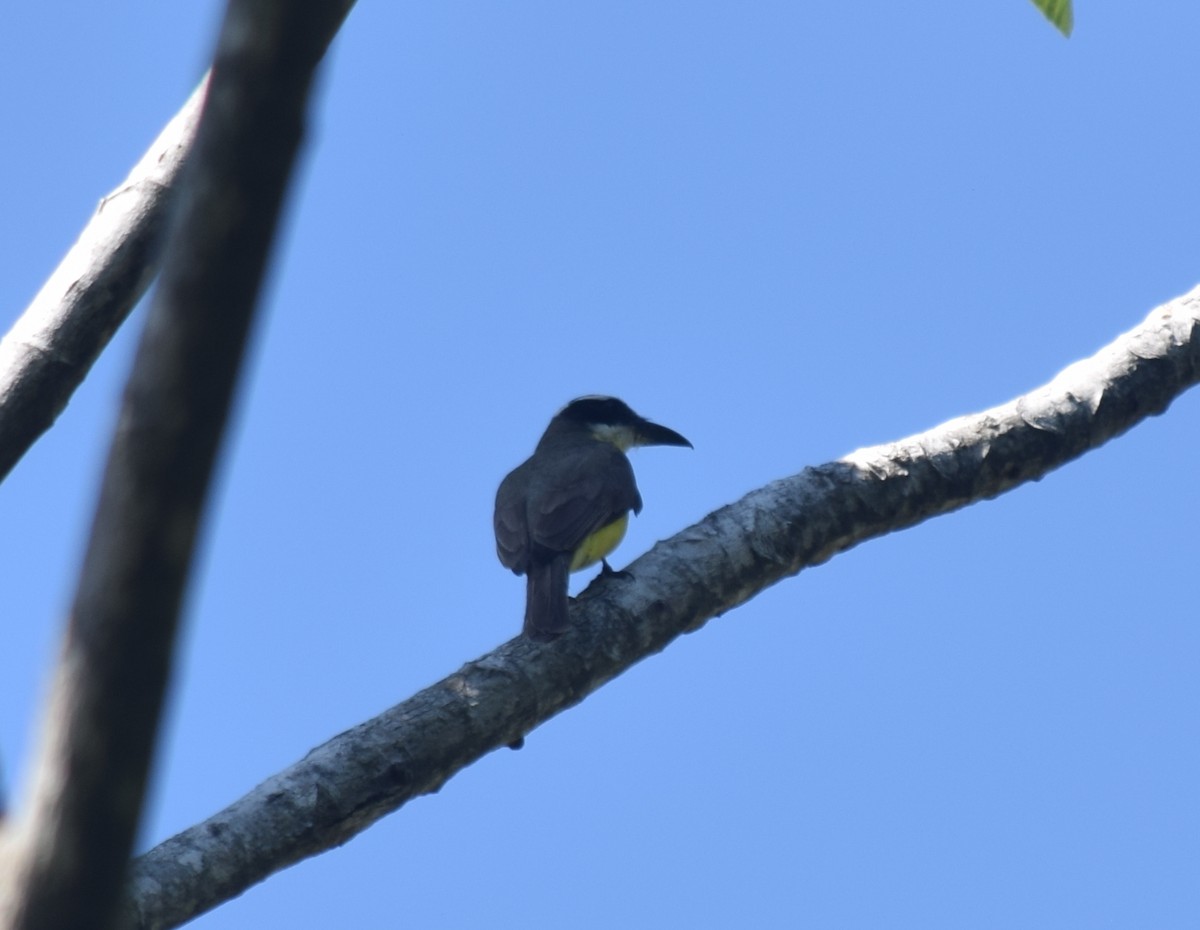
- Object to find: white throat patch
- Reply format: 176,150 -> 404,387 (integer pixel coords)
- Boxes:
589,423 -> 638,451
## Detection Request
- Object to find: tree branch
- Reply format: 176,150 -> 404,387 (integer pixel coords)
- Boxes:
0,79 -> 205,484
0,2 -> 354,929
0,0 -> 356,488
119,286 -> 1200,930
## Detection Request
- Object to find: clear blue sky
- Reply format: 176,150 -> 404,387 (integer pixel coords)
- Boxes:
2,2 -> 1198,927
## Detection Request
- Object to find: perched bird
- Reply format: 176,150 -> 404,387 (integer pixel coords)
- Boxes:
494,396 -> 692,641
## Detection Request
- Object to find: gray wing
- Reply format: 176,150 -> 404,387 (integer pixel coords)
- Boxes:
527,441 -> 641,556
494,460 -> 534,573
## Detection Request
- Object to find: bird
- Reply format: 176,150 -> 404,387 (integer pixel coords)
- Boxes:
494,396 -> 692,641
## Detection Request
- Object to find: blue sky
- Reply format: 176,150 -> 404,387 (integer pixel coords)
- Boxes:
2,2 -> 1199,927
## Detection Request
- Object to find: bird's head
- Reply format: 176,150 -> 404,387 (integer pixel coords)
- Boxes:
554,395 -> 692,452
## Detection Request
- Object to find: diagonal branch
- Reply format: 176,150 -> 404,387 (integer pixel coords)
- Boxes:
0,79 -> 206,485
0,0 -> 356,488
120,286 -> 1200,930
0,2 -> 354,929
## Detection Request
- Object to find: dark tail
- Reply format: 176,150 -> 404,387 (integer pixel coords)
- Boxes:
524,555 -> 571,641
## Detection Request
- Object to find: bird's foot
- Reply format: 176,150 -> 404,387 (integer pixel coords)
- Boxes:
579,560 -> 635,599
599,559 -> 634,581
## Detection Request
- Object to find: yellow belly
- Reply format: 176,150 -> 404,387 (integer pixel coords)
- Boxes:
570,513 -> 629,572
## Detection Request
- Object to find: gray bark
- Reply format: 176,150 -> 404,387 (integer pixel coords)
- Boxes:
0,80 -> 205,483
0,2 -> 354,929
118,287 -> 1200,930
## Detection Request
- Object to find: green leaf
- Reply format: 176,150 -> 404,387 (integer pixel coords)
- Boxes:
1030,0 -> 1073,36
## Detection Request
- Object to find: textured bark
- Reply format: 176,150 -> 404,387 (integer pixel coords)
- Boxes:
0,80 -> 205,483
0,0 -> 355,487
0,2 -> 353,930
118,287 -> 1200,930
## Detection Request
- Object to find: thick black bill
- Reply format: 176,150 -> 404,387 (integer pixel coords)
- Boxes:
637,420 -> 692,449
